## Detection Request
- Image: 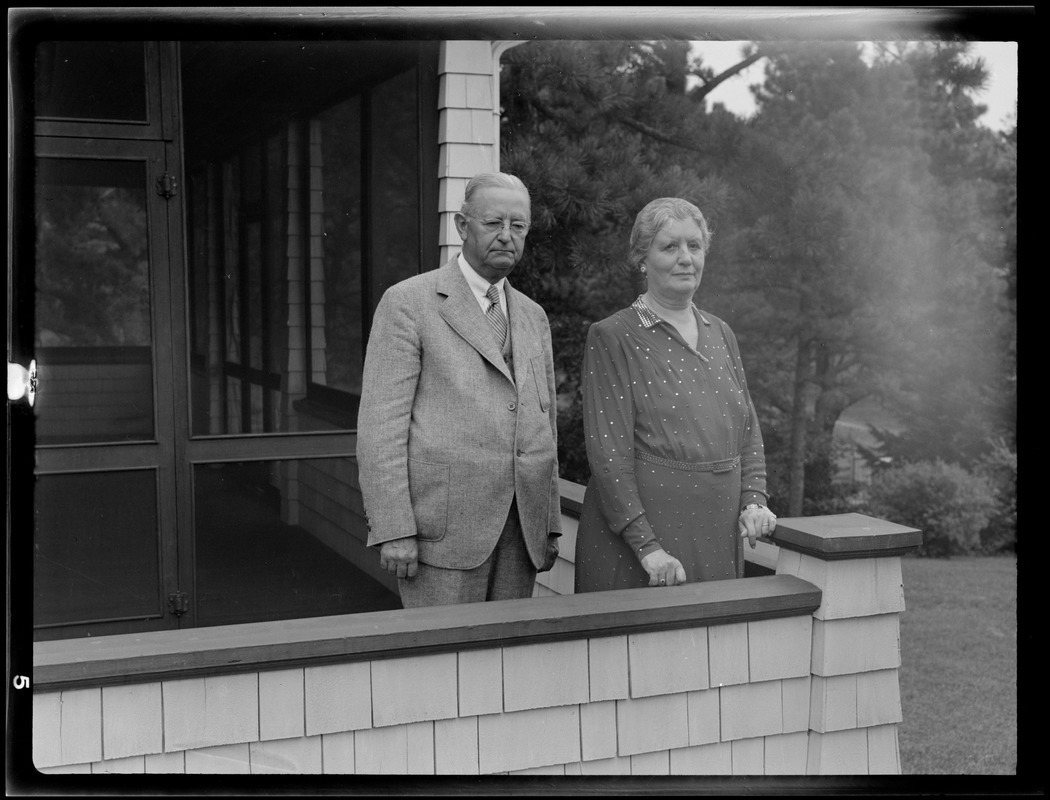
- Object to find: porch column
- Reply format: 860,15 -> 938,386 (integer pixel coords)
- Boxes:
436,40 -> 524,265
771,513 -> 922,775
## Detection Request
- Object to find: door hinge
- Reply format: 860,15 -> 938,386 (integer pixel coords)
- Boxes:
156,172 -> 178,199
168,590 -> 190,616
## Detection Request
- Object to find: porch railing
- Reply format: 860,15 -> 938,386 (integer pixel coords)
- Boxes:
30,483 -> 920,776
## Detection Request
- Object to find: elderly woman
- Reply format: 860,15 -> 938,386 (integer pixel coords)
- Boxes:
574,197 -> 777,591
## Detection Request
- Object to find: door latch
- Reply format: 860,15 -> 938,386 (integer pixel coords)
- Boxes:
168,591 -> 190,616
156,172 -> 178,199
7,360 -> 37,406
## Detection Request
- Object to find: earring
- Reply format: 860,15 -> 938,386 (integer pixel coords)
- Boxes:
640,266 -> 647,274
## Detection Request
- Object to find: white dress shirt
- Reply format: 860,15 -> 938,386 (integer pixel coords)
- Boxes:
458,253 -> 507,318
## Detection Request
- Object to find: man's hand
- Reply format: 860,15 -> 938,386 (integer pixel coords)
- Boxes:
538,535 -> 560,572
379,536 -> 419,579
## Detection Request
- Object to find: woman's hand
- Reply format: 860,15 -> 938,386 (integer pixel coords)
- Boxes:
738,504 -> 777,549
640,548 -> 687,586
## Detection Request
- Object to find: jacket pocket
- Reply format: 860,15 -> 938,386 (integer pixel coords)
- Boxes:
408,458 -> 450,541
531,355 -> 551,412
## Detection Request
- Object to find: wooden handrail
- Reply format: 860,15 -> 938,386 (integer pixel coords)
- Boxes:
33,574 -> 820,692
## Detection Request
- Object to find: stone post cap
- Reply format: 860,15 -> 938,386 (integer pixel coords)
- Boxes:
766,512 -> 922,561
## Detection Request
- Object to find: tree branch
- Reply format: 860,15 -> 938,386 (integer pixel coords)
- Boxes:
611,114 -> 705,154
691,52 -> 765,102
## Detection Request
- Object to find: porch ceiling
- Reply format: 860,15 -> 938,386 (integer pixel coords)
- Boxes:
180,40 -> 420,164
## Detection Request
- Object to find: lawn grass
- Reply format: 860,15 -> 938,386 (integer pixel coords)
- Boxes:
898,554 -> 1017,775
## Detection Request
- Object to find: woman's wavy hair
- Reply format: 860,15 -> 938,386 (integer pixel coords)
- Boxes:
628,197 -> 712,273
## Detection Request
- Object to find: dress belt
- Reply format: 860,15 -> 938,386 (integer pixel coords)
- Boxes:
634,449 -> 740,473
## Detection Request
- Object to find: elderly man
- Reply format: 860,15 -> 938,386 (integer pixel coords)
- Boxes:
356,172 -> 561,608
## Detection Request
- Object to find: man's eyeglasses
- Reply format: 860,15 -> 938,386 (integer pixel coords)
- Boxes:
462,214 -> 531,238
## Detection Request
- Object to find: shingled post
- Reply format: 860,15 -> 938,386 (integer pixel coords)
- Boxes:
770,513 -> 923,775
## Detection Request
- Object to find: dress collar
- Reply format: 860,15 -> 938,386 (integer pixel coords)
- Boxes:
631,295 -> 709,328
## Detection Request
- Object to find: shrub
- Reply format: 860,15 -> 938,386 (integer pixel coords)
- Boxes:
974,437 -> 1017,554
803,477 -> 867,516
864,460 -> 999,557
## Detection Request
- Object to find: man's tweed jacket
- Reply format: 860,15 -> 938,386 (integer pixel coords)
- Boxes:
356,255 -> 561,570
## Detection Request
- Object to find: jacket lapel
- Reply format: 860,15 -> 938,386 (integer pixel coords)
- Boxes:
437,256 -> 513,381
505,281 -> 535,387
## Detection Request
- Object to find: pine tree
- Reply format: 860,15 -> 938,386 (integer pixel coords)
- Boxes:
499,39 -> 1015,517
500,40 -> 740,481
712,41 -> 1015,512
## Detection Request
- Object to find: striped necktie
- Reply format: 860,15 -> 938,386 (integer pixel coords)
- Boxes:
485,284 -> 508,348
